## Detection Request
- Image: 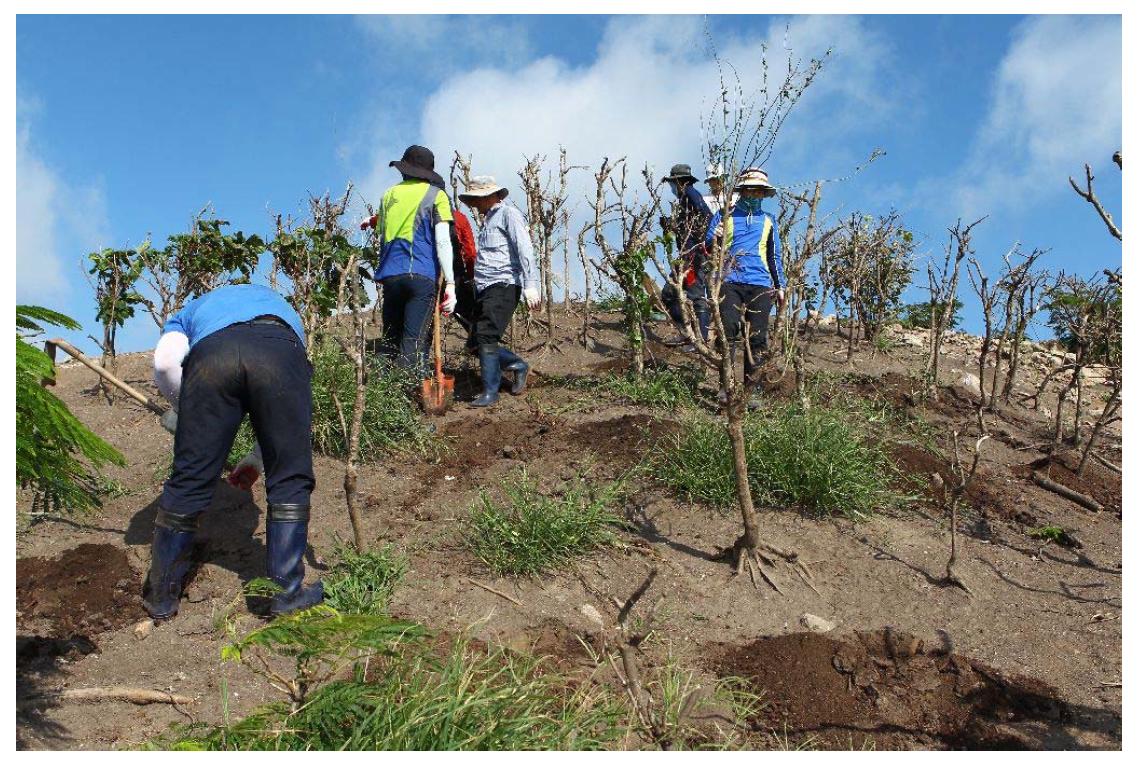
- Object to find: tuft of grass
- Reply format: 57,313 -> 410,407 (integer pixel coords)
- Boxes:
465,470 -> 626,576
601,365 -> 703,410
646,653 -> 760,750
593,289 -> 627,313
1030,525 -> 1077,547
323,544 -> 408,615
155,638 -> 626,751
310,342 -> 431,460
653,401 -> 906,520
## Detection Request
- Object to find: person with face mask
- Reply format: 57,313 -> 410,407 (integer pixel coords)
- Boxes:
705,168 -> 785,403
658,164 -> 713,347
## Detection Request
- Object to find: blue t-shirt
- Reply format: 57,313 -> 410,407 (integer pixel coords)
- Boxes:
163,284 -> 306,348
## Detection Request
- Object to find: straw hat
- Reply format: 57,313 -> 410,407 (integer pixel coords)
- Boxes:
458,175 -> 510,202
734,167 -> 777,196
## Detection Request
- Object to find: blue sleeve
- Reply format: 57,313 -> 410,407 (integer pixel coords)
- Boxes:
686,186 -> 713,226
768,214 -> 784,288
163,304 -> 189,336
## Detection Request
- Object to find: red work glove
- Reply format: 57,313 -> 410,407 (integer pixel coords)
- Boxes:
359,214 -> 378,231
227,463 -> 260,491
684,268 -> 697,287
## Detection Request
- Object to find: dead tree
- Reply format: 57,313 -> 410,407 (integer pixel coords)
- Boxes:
924,217 -> 986,398
999,252 -> 1050,405
966,254 -> 1003,434
1069,152 -> 1121,241
589,157 -> 660,375
575,221 -> 597,350
519,148 -> 580,350
645,42 -> 832,589
939,432 -> 988,596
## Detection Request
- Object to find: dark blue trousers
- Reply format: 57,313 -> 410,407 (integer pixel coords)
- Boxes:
380,274 -> 437,373
162,320 -> 315,516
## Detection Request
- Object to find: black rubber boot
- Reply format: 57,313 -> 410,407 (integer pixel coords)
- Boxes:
470,345 -> 502,408
497,347 -> 529,396
142,509 -> 200,621
266,503 -> 324,616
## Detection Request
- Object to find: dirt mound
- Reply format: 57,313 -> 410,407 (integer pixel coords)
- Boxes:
566,414 -> 680,467
1020,456 -> 1122,512
843,372 -> 921,410
17,543 -> 140,639
889,444 -> 1035,527
714,629 -> 1067,750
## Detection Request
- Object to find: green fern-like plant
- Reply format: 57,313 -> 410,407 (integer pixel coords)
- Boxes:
16,305 -> 125,513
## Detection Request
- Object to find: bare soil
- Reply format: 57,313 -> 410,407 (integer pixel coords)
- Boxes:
15,311 -> 1122,749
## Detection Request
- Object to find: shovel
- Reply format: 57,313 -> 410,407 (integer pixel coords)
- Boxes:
420,277 -> 455,415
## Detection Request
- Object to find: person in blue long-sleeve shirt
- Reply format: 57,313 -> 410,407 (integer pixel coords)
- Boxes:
705,168 -> 785,390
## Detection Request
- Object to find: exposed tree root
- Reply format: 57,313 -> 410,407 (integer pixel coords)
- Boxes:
944,557 -> 975,597
718,535 -> 816,596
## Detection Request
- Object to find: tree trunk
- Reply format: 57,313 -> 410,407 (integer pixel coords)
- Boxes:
722,362 -> 759,549
1077,378 -> 1121,475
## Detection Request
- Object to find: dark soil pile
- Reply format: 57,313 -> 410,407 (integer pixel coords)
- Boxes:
714,629 -> 1068,750
567,414 -> 680,467
16,543 -> 140,639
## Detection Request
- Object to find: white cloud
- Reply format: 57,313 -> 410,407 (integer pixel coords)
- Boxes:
17,99 -> 111,308
355,15 -> 898,208
951,15 -> 1121,217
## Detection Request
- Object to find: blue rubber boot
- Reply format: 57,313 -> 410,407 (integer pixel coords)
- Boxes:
266,504 -> 324,616
497,347 -> 529,396
470,345 -> 502,408
142,509 -> 200,621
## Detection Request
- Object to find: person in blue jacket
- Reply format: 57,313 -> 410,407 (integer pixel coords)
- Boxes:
147,283 -> 323,620
659,163 -> 713,346
705,168 -> 785,391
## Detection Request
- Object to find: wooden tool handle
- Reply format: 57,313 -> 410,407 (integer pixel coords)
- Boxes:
45,338 -> 167,416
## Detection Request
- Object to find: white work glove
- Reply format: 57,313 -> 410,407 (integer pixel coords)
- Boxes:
523,287 -> 542,310
440,283 -> 457,315
227,445 -> 264,491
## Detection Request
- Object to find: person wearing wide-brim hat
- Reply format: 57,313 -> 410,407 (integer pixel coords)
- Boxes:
658,163 -> 714,349
371,145 -> 458,375
458,176 -> 541,408
705,167 -> 785,404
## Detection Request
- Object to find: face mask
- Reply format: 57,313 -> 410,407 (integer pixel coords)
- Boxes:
669,184 -> 681,199
742,196 -> 764,213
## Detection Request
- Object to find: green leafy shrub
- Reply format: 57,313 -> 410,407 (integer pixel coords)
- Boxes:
899,298 -> 963,330
654,402 -> 903,519
465,471 -> 625,575
324,544 -> 408,615
310,342 -> 430,459
16,306 -> 125,512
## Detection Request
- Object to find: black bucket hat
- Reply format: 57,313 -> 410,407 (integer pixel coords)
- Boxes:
390,144 -> 445,186
661,163 -> 699,184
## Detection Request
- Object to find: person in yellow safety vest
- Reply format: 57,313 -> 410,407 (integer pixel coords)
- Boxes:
372,145 -> 457,374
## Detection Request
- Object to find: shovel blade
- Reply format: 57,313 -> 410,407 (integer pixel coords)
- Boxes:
420,374 -> 455,415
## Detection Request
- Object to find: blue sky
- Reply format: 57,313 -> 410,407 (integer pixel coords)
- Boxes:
16,14 -> 1122,353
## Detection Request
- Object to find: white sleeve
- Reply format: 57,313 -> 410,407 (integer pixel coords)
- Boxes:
435,221 -> 455,285
153,331 -> 190,407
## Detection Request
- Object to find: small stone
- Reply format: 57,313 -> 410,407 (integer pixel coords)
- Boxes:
133,620 -> 154,641
799,613 -> 836,633
502,446 -> 518,459
579,603 -> 604,629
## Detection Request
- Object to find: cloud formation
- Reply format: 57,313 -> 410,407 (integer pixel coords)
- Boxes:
355,15 -> 899,208
17,97 -> 110,308
951,15 -> 1121,217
